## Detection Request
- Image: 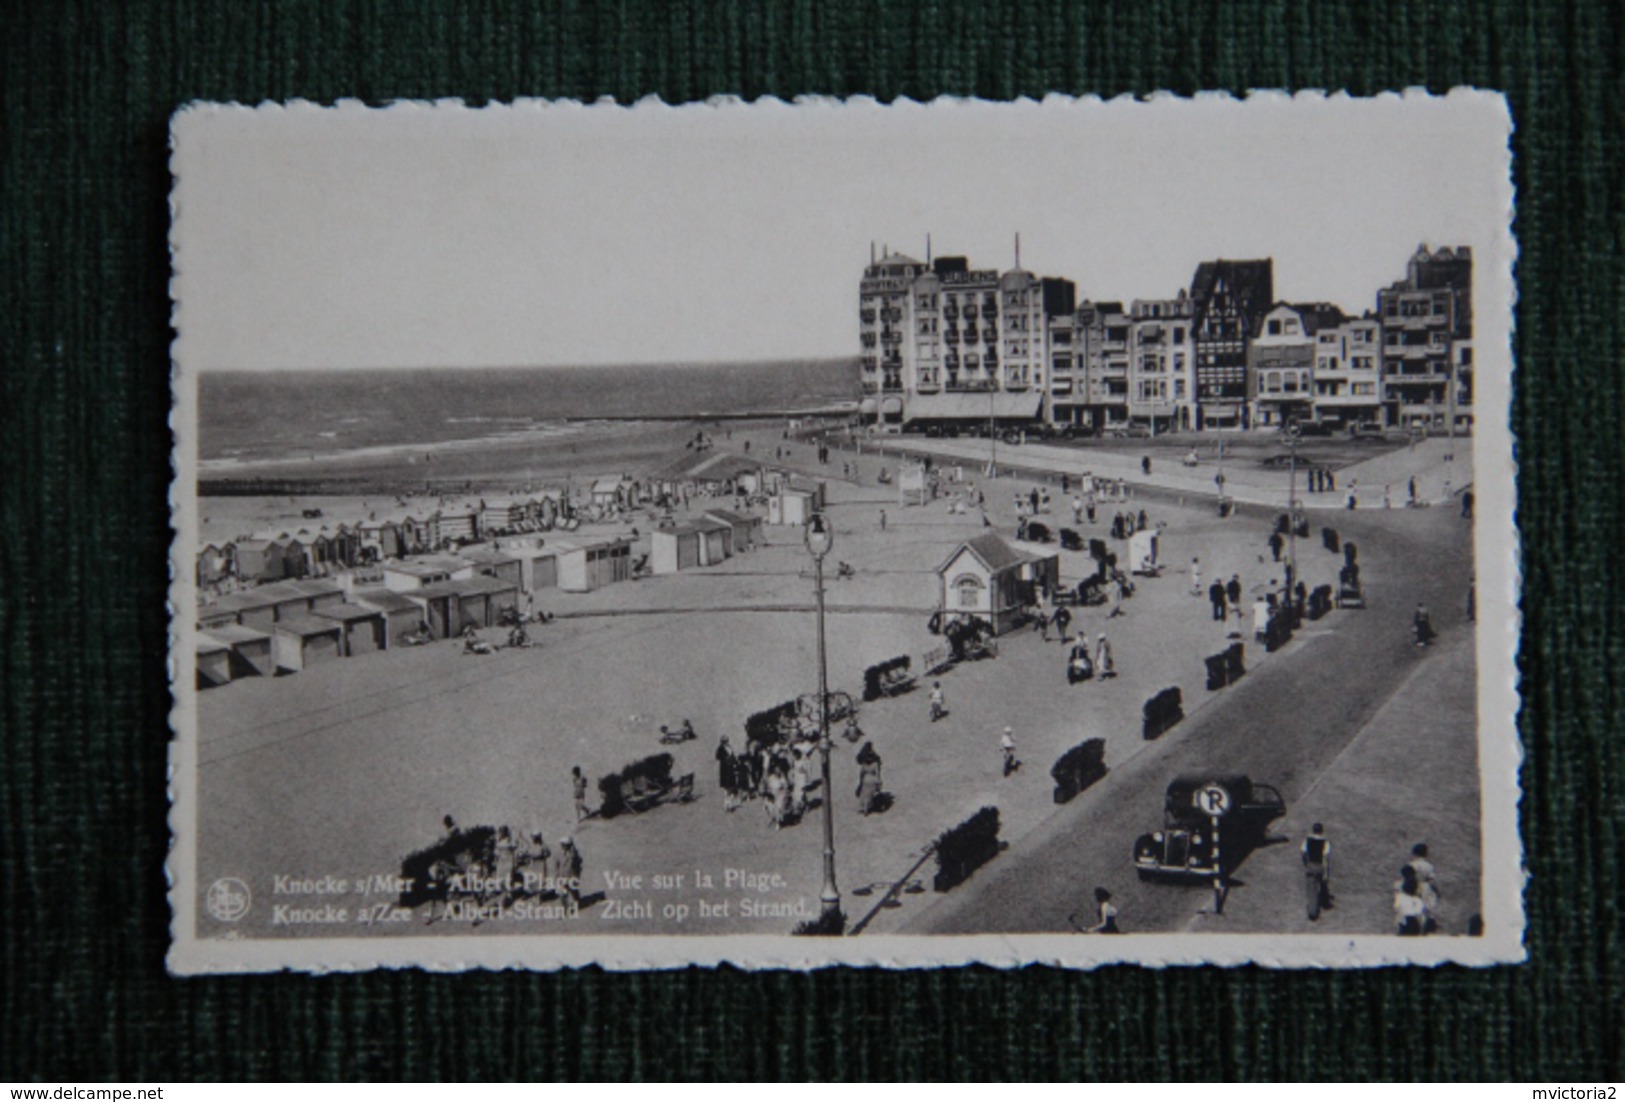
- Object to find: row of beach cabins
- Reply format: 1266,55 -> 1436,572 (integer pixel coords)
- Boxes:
194,454 -> 826,689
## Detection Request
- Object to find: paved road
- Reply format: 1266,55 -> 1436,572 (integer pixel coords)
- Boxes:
903,502 -> 1475,934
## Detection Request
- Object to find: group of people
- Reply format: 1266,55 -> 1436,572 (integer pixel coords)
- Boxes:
1301,825 -> 1446,935
714,734 -> 819,829
1066,634 -> 1117,684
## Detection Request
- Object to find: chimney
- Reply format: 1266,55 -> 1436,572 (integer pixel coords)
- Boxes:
1015,232 -> 1022,269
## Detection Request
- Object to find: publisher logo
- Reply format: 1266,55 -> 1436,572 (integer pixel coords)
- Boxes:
206,877 -> 252,922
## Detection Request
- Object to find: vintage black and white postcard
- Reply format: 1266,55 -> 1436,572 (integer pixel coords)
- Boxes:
168,92 -> 1520,972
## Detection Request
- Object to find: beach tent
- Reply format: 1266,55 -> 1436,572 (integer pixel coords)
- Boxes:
435,510 -> 479,546
195,636 -> 232,688
202,624 -> 276,678
313,602 -> 388,656
937,533 -> 1060,636
557,536 -> 633,592
352,588 -> 423,646
703,508 -> 761,552
272,614 -> 343,672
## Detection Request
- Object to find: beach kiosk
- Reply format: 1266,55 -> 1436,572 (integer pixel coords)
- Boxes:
313,602 -> 388,657
195,635 -> 232,688
272,614 -> 344,673
937,533 -> 1062,636
202,624 -> 276,678
557,536 -> 634,592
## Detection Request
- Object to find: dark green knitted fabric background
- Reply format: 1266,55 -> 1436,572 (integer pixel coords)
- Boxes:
3,0 -> 1621,1082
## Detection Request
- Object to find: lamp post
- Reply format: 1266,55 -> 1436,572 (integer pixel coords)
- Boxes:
1285,423 -> 1300,603
803,513 -> 842,925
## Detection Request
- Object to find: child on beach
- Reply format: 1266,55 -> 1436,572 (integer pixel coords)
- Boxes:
929,681 -> 946,722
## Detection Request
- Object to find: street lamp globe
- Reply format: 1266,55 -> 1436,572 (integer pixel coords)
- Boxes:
805,513 -> 834,559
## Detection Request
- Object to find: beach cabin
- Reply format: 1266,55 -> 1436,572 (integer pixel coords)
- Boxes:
557,536 -> 634,592
403,582 -> 465,640
650,525 -> 703,575
233,538 -> 287,583
501,540 -> 559,591
203,589 -> 282,632
696,518 -> 732,563
272,614 -> 344,672
381,556 -> 475,593
357,520 -> 405,562
450,575 -> 520,629
314,603 -> 388,656
460,547 -> 524,588
768,488 -> 817,527
590,477 -> 632,511
202,624 -> 276,678
196,542 -> 235,587
195,635 -> 232,688
937,533 -> 1062,636
435,510 -> 480,547
285,578 -> 346,610
352,588 -> 424,646
704,509 -> 761,552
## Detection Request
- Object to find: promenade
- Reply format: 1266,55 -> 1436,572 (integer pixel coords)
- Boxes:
195,429 -> 1480,940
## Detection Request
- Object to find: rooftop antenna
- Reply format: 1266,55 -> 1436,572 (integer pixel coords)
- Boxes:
926,233 -> 932,265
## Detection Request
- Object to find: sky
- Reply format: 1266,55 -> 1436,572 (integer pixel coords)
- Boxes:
171,92 -> 1512,371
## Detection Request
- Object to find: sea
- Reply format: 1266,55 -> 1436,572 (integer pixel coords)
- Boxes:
199,359 -> 859,464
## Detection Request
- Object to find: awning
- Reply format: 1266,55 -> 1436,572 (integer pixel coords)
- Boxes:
905,392 -> 1043,421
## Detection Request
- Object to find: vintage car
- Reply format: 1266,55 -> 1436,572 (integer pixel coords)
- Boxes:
1132,773 -> 1286,881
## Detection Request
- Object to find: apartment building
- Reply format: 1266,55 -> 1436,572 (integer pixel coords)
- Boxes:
1128,294 -> 1196,432
1376,244 -> 1473,430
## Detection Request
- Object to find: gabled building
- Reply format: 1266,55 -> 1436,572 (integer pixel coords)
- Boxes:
1189,258 -> 1274,430
1248,302 -> 1345,428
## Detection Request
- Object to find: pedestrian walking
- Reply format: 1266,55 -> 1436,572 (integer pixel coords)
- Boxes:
855,741 -> 883,815
1033,603 -> 1050,641
1442,477 -> 1452,502
1461,489 -> 1474,518
1190,556 -> 1203,596
1383,484 -> 1392,509
1052,605 -> 1072,643
1000,726 -> 1020,777
1326,470 -> 1336,492
1108,576 -> 1125,618
1094,633 -> 1116,678
1413,602 -> 1434,647
1408,476 -> 1417,505
571,765 -> 591,822
1301,823 -> 1332,920
879,508 -> 887,531
928,680 -> 946,722
1408,843 -> 1441,911
1269,530 -> 1284,562
1466,573 -> 1476,622
1141,455 -> 1152,477
1226,574 -> 1242,611
1209,579 -> 1228,621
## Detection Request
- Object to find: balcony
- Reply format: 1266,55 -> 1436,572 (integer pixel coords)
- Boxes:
944,306 -> 959,321
964,304 -> 979,320
945,331 -> 961,345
